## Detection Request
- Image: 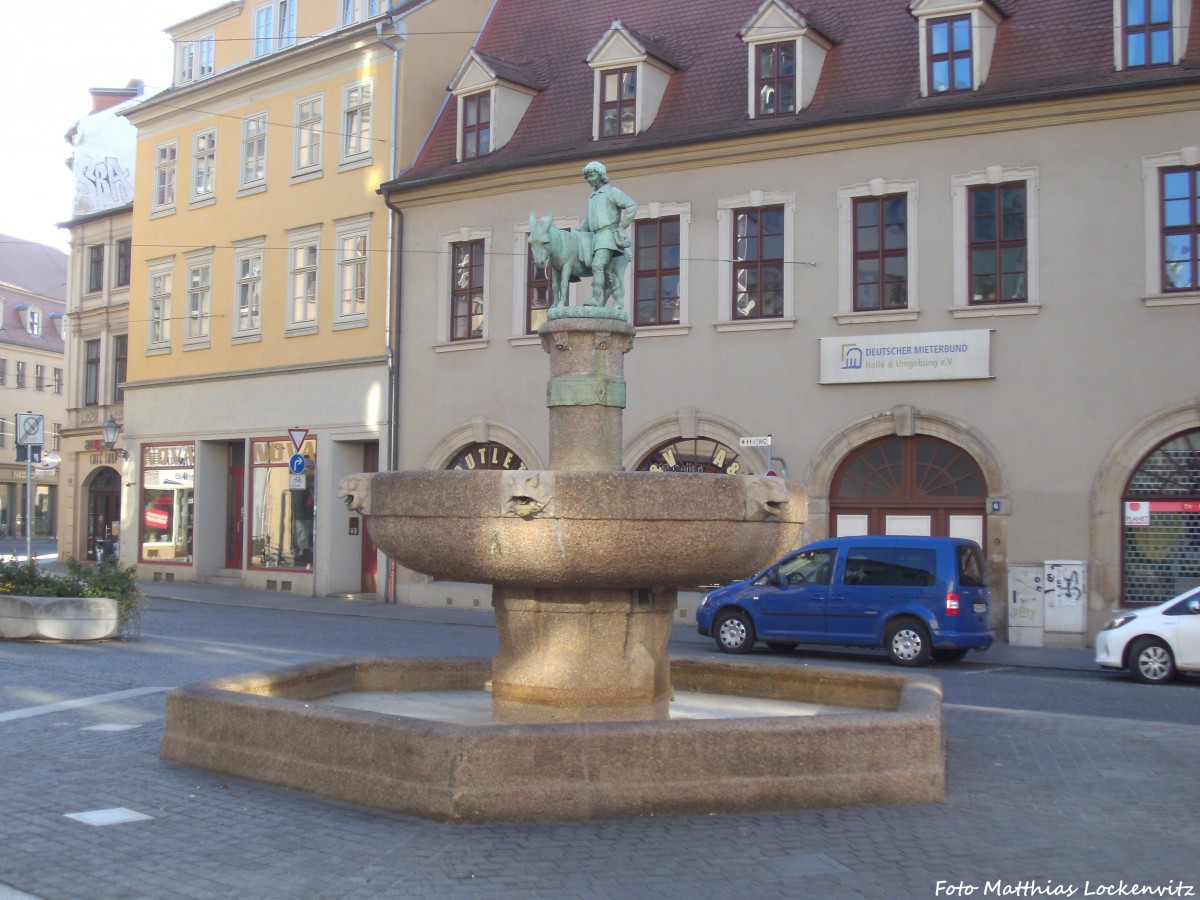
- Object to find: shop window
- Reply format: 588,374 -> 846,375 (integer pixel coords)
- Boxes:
447,442 -> 527,471
249,437 -> 315,571
1122,429 -> 1200,605
635,438 -> 745,474
139,442 -> 195,565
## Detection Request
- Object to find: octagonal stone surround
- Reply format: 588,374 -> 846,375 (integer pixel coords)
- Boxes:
159,656 -> 945,823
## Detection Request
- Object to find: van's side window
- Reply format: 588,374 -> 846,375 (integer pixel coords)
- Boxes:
845,548 -> 937,587
957,544 -> 987,587
779,549 -> 835,586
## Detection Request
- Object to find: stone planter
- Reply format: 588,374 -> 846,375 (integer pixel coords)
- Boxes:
0,595 -> 119,641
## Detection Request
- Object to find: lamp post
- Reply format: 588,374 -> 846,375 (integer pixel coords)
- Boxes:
102,417 -> 129,459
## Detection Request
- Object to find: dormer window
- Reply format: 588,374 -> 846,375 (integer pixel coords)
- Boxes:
587,21 -> 680,141
462,92 -> 491,159
176,34 -> 214,85
600,68 -> 637,138
1118,0 -> 1191,69
911,0 -> 1003,98
449,50 -> 542,163
27,309 -> 42,337
740,1 -> 831,119
928,15 -> 972,93
755,42 -> 796,116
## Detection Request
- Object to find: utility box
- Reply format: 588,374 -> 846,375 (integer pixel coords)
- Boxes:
1007,564 -> 1045,647
1043,560 -> 1087,647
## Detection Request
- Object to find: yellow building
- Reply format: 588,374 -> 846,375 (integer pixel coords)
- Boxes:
120,0 -> 491,595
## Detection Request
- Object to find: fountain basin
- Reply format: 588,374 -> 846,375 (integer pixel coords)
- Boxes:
339,470 -> 806,589
159,656 -> 945,823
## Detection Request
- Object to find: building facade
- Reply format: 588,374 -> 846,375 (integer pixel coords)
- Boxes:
381,0 -> 1200,645
0,239 -> 67,541
60,82 -> 143,564
119,0 -> 492,595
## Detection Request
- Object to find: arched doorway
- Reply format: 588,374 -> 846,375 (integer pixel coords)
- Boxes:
830,436 -> 987,544
1121,429 -> 1200,606
86,467 -> 122,562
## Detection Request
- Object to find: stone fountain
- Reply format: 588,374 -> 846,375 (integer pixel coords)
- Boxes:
159,167 -> 945,822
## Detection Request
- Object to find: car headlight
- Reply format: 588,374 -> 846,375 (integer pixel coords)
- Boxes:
1102,613 -> 1137,631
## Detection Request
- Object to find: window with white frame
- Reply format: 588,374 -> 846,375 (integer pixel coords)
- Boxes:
185,253 -> 212,346
15,362 -> 25,389
240,112 -> 268,191
27,310 -> 41,336
335,219 -> 369,325
586,22 -> 677,141
53,367 -> 63,395
716,192 -> 796,328
340,0 -> 384,27
341,81 -> 372,164
112,335 -> 127,401
177,34 -> 215,84
192,129 -> 216,203
1142,147 -> 1200,303
233,242 -> 264,338
911,0 -> 1002,98
950,165 -> 1040,314
35,365 -> 44,392
153,141 -> 178,213
86,245 -> 104,294
632,202 -> 691,329
294,95 -> 323,176
148,263 -> 174,350
288,225 -> 321,332
837,179 -> 919,320
437,227 -> 490,346
449,50 -> 539,163
254,0 -> 296,57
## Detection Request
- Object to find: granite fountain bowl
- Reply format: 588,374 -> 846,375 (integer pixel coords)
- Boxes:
159,655 -> 946,823
337,469 -> 808,587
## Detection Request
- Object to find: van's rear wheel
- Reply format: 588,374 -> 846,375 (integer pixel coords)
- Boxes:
714,610 -> 755,654
885,618 -> 932,667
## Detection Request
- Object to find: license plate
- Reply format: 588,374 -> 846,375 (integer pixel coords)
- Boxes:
973,603 -> 987,614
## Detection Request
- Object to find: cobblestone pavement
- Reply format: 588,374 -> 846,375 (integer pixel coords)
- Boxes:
0,584 -> 1197,900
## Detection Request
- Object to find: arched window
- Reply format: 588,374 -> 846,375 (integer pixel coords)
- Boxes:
1122,429 -> 1200,605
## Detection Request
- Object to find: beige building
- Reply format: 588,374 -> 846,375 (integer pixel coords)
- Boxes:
118,0 -> 492,595
381,0 -> 1200,645
60,82 -> 142,564
0,237 -> 68,540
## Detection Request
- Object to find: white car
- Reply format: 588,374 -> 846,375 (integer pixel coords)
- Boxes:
1095,586 -> 1200,684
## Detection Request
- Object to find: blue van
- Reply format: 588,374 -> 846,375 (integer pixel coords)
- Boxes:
695,535 -> 994,666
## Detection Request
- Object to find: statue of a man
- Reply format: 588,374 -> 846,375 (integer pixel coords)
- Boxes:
576,161 -> 637,308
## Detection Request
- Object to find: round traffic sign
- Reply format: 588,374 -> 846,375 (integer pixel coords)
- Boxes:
288,454 -> 306,475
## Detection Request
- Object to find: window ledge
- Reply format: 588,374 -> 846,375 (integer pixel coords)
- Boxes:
434,339 -> 488,353
333,318 -> 368,331
290,169 -> 323,185
714,317 -> 796,333
189,196 -> 216,210
237,183 -> 267,198
1143,292 -> 1200,307
635,324 -> 690,337
286,324 -> 320,337
951,303 -> 1040,319
145,345 -> 172,356
183,340 -> 211,352
232,332 -> 262,344
149,206 -> 176,220
337,156 -> 372,174
508,335 -> 542,347
834,310 -> 919,325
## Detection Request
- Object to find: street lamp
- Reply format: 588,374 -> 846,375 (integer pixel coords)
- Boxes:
102,416 -> 129,459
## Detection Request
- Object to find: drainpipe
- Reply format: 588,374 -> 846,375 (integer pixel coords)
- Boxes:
377,15 -> 407,603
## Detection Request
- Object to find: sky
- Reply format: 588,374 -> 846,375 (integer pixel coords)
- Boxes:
0,1 -> 218,253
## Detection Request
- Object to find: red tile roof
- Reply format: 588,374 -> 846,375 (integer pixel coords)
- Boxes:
389,0 -> 1200,191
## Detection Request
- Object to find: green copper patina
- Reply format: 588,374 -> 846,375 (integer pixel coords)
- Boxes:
530,161 -> 637,320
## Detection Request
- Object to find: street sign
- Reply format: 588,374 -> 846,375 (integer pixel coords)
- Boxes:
288,428 -> 309,453
288,454 -> 306,475
16,413 -> 44,446
738,435 -> 772,448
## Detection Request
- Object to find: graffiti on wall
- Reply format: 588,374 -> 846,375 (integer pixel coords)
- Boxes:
78,157 -> 133,210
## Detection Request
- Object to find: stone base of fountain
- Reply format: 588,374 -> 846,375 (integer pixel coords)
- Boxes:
159,656 -> 945,823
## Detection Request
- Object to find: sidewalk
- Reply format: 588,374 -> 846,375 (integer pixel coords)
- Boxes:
136,576 -> 1099,672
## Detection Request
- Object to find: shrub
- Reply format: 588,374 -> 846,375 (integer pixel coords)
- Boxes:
0,557 -> 145,639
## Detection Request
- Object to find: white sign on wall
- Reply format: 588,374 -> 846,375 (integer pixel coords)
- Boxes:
819,329 -> 993,384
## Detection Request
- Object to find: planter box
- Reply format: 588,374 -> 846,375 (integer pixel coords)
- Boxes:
0,595 -> 119,641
